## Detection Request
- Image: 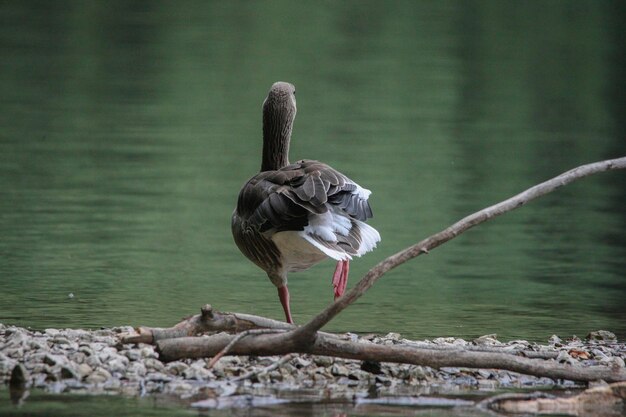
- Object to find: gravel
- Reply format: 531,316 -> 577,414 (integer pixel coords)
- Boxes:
1,323 -> 624,408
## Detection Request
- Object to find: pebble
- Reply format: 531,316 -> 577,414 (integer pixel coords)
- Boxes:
1,323 -> 624,407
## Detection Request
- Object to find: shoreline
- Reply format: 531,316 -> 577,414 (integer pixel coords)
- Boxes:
1,323 -> 624,409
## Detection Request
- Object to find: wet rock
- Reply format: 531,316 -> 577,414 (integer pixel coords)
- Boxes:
474,334 -> 501,345
164,380 -> 194,396
146,372 -> 173,382
10,363 -> 29,387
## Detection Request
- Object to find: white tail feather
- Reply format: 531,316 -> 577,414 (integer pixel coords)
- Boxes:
353,219 -> 381,256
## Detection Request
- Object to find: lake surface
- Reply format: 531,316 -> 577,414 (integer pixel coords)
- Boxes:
0,0 -> 625,414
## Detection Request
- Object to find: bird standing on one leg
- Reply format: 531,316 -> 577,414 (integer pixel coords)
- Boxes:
231,82 -> 381,324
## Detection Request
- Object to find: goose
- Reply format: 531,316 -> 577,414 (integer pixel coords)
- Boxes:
231,81 -> 380,324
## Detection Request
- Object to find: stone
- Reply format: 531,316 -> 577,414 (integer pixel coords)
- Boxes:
548,335 -> 562,345
107,356 -> 130,373
331,364 -> 349,377
165,361 -> 189,375
123,349 -> 141,361
10,363 -> 29,387
126,361 -> 147,378
556,350 -> 576,365
473,334 -> 500,345
77,363 -> 93,379
313,356 -> 333,367
43,354 -> 66,367
85,367 -> 112,384
361,360 -> 382,374
44,329 -> 60,337
145,372 -> 172,382
587,330 -> 617,342
140,346 -> 158,359
85,355 -> 102,368
144,358 -> 165,372
183,365 -> 212,381
164,380 -> 194,396
60,366 -> 79,380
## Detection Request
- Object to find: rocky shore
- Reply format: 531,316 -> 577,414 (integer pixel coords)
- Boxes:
1,323 -> 624,409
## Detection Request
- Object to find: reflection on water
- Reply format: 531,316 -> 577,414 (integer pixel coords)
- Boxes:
0,388 -> 492,417
1,1 -> 625,347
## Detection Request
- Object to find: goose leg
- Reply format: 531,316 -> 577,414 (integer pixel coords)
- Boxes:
277,285 -> 294,324
332,260 -> 350,299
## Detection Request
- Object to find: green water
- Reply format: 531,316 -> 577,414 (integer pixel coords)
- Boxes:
0,389 -> 494,417
0,1 -> 625,411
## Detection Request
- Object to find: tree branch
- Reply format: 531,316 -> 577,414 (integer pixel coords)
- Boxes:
293,156 -> 626,340
154,330 -> 626,383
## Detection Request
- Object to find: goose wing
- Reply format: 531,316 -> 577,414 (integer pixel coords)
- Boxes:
234,159 -> 373,235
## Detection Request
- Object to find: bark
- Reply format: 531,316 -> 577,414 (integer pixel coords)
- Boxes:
121,157 -> 626,384
152,329 -> 626,383
121,305 -> 294,344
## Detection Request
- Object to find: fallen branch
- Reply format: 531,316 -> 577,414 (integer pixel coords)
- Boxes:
120,304 -> 294,344
154,330 -> 626,383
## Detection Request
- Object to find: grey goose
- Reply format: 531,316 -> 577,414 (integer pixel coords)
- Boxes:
231,82 -> 381,323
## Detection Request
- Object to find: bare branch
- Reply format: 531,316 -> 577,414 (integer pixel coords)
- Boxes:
294,156 -> 626,339
119,304 -> 294,344
207,329 -> 286,369
156,330 -> 626,383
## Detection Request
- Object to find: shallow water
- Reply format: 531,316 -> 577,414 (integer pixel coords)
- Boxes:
0,388 -> 494,417
0,2 -> 625,414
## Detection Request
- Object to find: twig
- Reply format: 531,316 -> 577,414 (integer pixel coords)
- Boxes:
230,354 -> 296,383
206,329 -> 286,369
293,156 -> 626,340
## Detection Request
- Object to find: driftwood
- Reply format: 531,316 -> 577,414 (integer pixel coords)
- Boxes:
121,157 -> 626,384
480,382 -> 626,415
121,305 -> 626,383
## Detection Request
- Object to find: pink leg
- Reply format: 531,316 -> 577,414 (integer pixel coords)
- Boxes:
277,285 -> 294,324
332,260 -> 350,300
340,260 -> 350,297
332,261 -> 344,299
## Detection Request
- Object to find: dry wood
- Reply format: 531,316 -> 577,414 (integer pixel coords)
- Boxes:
153,330 -> 626,383
121,304 -> 294,344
